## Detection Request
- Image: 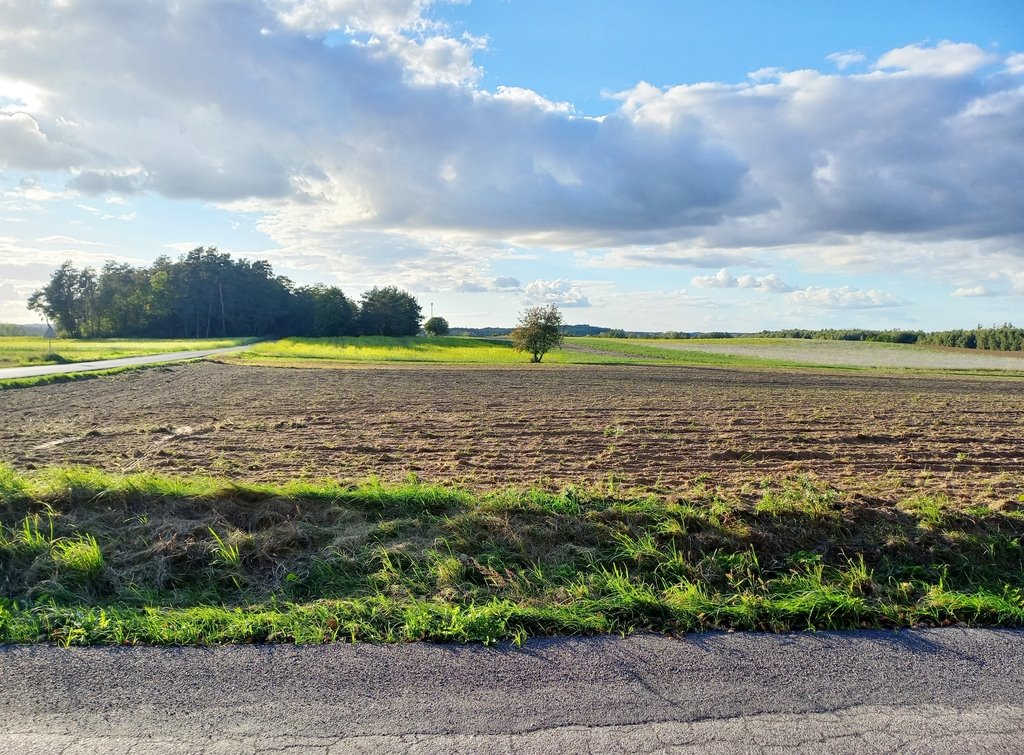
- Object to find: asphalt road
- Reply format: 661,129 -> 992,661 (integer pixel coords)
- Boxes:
0,345 -> 253,380
2,628 -> 1023,753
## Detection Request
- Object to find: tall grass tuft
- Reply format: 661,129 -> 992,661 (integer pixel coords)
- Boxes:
52,534 -> 105,577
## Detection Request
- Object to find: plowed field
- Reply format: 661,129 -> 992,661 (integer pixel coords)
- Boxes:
2,361 -> 1022,505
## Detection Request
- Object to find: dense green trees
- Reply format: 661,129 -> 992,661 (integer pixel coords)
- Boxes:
359,286 -> 423,336
27,249 -> 421,339
917,324 -> 1024,351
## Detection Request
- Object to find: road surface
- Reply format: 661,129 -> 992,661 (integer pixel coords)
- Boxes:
2,628 -> 1023,753
0,345 -> 253,380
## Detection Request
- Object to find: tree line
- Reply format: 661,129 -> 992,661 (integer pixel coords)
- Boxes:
27,248 -> 422,339
752,325 -> 1024,351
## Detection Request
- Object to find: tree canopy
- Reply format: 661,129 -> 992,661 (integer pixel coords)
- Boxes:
423,316 -> 450,336
511,305 -> 564,362
27,249 -> 421,340
359,286 -> 422,337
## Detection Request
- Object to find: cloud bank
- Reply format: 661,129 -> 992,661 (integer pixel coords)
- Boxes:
0,1 -> 1022,305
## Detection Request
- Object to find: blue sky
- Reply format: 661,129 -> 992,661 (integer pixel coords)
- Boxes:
1,1 -> 1022,331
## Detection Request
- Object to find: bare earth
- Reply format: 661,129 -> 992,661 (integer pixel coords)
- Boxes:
2,361 -> 1022,506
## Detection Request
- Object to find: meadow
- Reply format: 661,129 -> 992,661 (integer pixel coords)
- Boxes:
0,336 -> 258,369
236,335 -> 814,368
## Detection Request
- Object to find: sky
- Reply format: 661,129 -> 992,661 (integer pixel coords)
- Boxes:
1,0 -> 1022,331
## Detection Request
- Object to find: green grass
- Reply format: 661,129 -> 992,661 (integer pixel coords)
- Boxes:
233,336 -> 805,368
577,338 -> 810,367
2,465 -> 1022,645
0,336 -> 258,368
0,363 -> 158,391
240,336 -> 525,363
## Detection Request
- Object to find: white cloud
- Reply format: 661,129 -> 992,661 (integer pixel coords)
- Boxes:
0,112 -> 80,170
357,30 -> 484,86
268,0 -> 433,34
1009,272 -> 1024,294
692,268 -> 794,293
492,277 -> 521,289
1007,53 -> 1024,75
0,6 -> 1021,297
737,273 -> 794,293
523,279 -> 590,308
492,86 -> 573,115
785,286 -> 903,309
952,285 -> 997,298
691,268 -> 736,289
0,77 -> 46,113
826,50 -> 865,70
874,41 -> 997,76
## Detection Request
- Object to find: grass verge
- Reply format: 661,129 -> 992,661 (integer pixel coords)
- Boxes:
0,337 -> 259,369
2,466 -> 1022,645
0,362 -> 192,391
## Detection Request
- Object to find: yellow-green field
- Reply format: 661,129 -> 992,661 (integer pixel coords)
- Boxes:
0,337 -> 259,368
231,336 -> 802,368
230,335 -> 1024,373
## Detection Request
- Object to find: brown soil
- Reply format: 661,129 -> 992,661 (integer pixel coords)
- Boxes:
2,361 -> 1022,504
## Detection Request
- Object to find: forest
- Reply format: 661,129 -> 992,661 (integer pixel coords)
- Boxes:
27,248 -> 422,339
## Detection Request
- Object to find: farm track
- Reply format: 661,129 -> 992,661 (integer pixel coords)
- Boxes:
1,361 -> 1022,505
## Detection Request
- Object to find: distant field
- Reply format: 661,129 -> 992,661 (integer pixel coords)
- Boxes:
233,336 -> 805,368
6,334 -> 1021,373
644,338 -> 1024,371
0,337 -> 259,368
231,335 -> 1024,373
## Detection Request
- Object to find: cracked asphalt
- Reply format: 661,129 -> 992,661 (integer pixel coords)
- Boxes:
2,628 -> 1023,753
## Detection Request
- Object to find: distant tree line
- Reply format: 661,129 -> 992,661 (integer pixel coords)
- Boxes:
916,324 -> 1024,351
752,328 -> 922,344
27,248 -> 422,339
0,323 -> 46,336
751,325 -> 1024,351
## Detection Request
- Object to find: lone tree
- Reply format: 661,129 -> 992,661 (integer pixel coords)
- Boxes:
423,316 -> 450,336
511,304 -> 564,362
